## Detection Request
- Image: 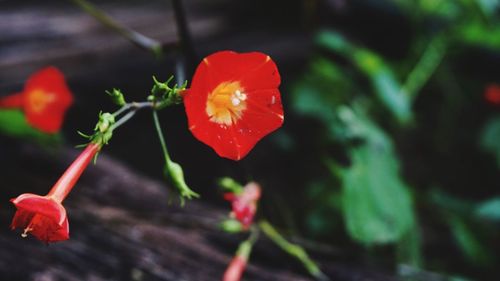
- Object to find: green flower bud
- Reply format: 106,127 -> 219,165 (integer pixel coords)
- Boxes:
220,219 -> 244,233
106,88 -> 126,106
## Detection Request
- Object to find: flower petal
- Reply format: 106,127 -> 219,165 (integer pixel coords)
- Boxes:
10,193 -> 69,243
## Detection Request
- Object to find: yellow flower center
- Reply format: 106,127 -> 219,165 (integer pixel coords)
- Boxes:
26,89 -> 55,113
206,81 -> 247,125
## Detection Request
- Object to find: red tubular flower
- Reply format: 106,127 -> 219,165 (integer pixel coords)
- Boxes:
224,182 -> 261,229
485,84 -> 500,105
223,255 -> 247,281
0,66 -> 73,133
183,51 -> 283,160
10,143 -> 100,243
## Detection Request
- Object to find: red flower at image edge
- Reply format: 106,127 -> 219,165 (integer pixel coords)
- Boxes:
183,51 -> 283,160
223,255 -> 247,281
224,182 -> 261,229
10,143 -> 100,243
0,66 -> 73,133
485,84 -> 500,105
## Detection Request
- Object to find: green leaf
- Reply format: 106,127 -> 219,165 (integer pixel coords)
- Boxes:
479,115 -> 500,167
0,109 -> 60,144
332,109 -> 415,245
339,145 -> 415,245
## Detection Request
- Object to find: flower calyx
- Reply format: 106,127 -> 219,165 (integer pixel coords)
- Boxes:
150,76 -> 187,109
78,111 -> 115,148
106,88 -> 126,106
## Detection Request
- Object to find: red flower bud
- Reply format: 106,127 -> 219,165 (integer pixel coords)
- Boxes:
0,66 -> 73,133
223,255 -> 247,281
10,143 -> 100,243
485,84 -> 500,105
225,182 -> 261,229
183,51 -> 283,160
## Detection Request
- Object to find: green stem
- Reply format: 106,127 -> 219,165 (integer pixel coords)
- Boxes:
111,110 -> 136,131
112,101 -> 153,118
68,0 -> 164,57
258,220 -> 329,281
403,36 -> 447,103
237,226 -> 260,260
152,110 -> 199,202
152,110 -> 171,163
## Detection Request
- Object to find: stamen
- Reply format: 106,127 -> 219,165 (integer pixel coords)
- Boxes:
232,97 -> 241,106
206,81 -> 247,125
22,227 -> 32,238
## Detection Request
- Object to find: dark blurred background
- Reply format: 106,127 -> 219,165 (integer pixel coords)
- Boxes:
1,0 -> 500,280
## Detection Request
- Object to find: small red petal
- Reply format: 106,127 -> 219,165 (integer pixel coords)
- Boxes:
228,182 -> 261,228
223,192 -> 237,201
485,84 -> 500,105
0,92 -> 24,108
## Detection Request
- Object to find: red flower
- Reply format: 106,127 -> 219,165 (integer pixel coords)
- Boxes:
11,143 -> 100,243
224,182 -> 261,229
485,84 -> 500,105
223,255 -> 247,281
183,51 -> 283,160
0,66 -> 73,133
11,194 -> 69,243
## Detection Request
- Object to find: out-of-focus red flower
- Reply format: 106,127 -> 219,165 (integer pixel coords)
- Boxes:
183,51 -> 283,160
485,84 -> 500,105
224,182 -> 261,229
11,143 -> 100,243
223,255 -> 247,281
0,66 -> 73,133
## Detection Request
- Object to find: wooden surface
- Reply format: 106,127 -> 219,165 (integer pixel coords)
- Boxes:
0,140 -> 397,281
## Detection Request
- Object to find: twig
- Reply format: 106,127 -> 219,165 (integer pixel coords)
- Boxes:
69,0 -> 164,57
172,0 -> 197,73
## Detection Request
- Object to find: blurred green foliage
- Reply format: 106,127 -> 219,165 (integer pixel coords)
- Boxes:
0,109 -> 61,145
288,0 -> 500,279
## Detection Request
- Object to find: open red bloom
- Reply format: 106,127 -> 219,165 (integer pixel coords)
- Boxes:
224,182 -> 261,229
485,84 -> 500,105
0,66 -> 73,133
10,143 -> 100,243
11,194 -> 69,243
183,51 -> 283,160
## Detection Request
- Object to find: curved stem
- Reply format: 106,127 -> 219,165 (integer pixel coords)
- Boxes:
258,220 -> 330,281
152,109 -> 171,163
111,110 -> 136,131
69,0 -> 163,57
112,101 -> 153,118
403,36 -> 447,103
172,0 -> 197,66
